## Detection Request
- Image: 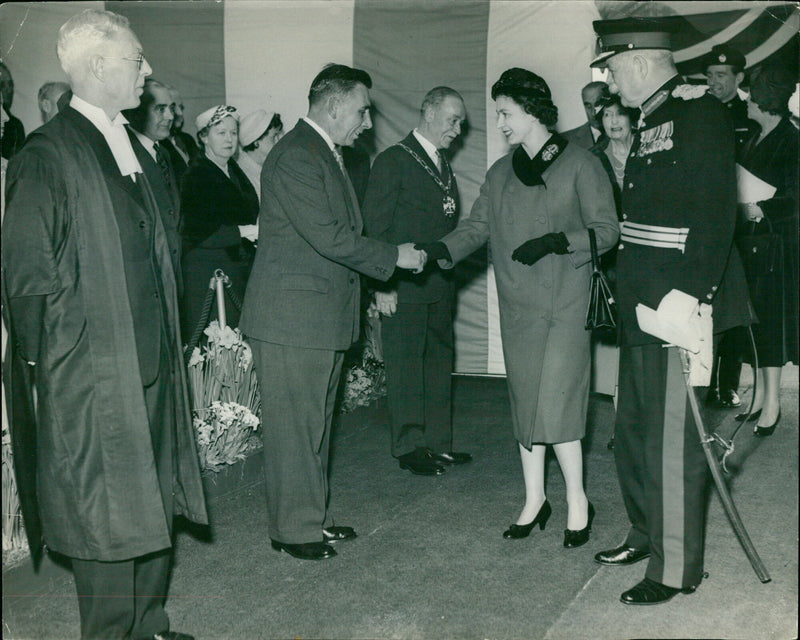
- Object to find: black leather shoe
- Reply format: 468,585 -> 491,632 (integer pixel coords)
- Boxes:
503,500 -> 552,538
271,539 -> 336,560
428,450 -> 472,465
397,448 -> 446,476
153,633 -> 195,640
563,502 -> 595,548
718,389 -> 741,408
620,577 -> 696,605
594,544 -> 650,566
754,410 -> 780,436
323,526 -> 357,542
735,408 -> 762,422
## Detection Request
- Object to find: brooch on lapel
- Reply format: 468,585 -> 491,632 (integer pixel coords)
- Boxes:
636,121 -> 674,157
541,143 -> 559,162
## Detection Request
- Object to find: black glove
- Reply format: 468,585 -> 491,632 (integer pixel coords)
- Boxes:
414,242 -> 451,264
511,232 -> 569,266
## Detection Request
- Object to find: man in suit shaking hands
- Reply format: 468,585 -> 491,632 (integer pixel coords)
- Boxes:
362,87 -> 472,476
240,64 -> 426,561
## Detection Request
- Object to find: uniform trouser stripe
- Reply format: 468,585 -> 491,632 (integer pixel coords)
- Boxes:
662,347 -> 688,587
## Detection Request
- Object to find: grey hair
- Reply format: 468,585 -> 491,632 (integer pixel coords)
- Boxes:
57,9 -> 131,79
420,86 -> 463,116
37,81 -> 70,105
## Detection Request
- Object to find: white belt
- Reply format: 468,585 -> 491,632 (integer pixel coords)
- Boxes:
621,220 -> 689,253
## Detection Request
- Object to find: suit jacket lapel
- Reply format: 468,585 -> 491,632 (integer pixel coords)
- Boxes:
297,120 -> 360,221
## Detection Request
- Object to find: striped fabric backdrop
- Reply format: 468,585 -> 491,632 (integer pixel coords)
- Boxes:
1,1 -> 797,374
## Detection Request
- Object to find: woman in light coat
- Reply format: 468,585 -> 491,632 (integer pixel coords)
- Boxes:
426,68 -> 618,546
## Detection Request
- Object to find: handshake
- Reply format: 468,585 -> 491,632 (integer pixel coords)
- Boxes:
396,243 -> 427,274
395,241 -> 451,274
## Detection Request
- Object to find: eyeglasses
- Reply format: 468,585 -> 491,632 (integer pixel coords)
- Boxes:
104,53 -> 146,71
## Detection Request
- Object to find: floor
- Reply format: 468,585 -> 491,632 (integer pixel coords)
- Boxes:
2,373 -> 797,640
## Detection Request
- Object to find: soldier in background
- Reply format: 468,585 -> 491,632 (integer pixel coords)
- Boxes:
703,43 -> 759,409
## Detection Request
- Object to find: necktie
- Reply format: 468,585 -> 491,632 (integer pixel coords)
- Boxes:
437,150 -> 447,175
333,147 -> 347,175
153,141 -> 173,190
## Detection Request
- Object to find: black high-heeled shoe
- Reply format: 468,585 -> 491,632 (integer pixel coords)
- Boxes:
563,502 -> 595,548
754,410 -> 780,437
735,408 -> 762,423
503,500 -> 552,539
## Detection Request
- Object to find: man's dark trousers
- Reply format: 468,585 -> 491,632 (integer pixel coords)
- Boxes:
614,344 -> 710,589
71,350 -> 175,640
708,326 -> 744,399
382,295 -> 454,457
250,338 -> 343,543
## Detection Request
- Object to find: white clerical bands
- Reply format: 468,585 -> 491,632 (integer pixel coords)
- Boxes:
621,221 -> 689,253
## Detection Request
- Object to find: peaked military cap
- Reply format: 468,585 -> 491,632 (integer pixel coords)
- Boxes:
591,17 -> 679,68
704,44 -> 747,72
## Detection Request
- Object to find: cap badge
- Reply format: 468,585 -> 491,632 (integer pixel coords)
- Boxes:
719,54 -> 727,63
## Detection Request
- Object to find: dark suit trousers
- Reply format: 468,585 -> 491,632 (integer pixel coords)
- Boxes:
71,350 -> 174,639
614,344 -> 710,589
382,298 -> 454,457
708,326 -> 744,393
250,339 -> 343,543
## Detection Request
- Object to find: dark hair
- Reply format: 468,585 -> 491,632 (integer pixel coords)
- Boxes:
242,113 -> 283,152
123,78 -> 168,133
596,93 -> 639,134
420,86 -> 463,115
308,63 -> 372,107
749,63 -> 795,117
583,80 -> 609,95
491,68 -> 558,128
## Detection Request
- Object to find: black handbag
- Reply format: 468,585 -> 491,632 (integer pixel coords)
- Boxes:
736,217 -> 783,277
585,228 -> 617,336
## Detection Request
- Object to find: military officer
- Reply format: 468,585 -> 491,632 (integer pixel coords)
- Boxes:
589,18 -> 753,605
703,43 -> 759,409
705,44 -> 759,155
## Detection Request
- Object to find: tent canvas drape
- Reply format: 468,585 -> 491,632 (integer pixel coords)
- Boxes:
1,0 -> 797,377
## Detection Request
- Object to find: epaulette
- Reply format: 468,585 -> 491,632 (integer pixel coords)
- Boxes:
671,84 -> 708,101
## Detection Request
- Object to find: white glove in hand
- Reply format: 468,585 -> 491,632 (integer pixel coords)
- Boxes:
238,224 -> 259,243
635,289 -> 713,386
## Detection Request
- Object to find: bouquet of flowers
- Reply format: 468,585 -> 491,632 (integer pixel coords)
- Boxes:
186,321 -> 262,472
339,309 -> 387,414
